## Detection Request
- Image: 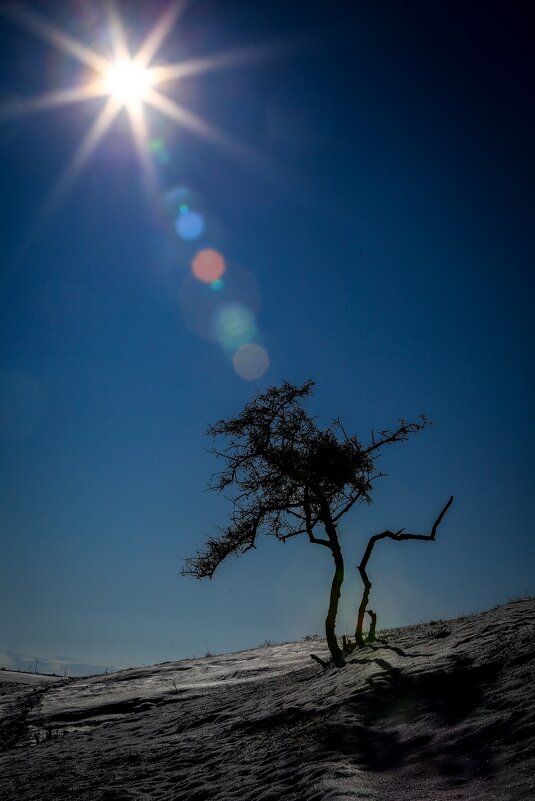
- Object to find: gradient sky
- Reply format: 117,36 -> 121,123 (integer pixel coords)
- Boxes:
1,0 -> 533,674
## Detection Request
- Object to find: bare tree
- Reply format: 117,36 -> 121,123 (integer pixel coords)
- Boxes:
355,495 -> 454,646
181,380 -> 446,667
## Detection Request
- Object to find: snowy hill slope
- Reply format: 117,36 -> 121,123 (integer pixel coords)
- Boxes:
1,598 -> 534,800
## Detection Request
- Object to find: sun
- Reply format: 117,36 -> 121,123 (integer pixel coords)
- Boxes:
0,2 -> 270,221
104,60 -> 153,105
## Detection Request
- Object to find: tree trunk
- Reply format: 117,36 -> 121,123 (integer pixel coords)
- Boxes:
367,610 -> 377,642
325,543 -> 346,667
355,565 -> 371,646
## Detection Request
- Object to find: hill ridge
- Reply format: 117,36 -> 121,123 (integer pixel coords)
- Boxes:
1,598 -> 534,800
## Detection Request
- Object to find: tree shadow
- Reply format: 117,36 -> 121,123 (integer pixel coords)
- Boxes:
320,656 -> 504,780
350,640 -> 427,658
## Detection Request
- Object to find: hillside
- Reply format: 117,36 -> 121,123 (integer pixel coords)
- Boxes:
1,598 -> 534,800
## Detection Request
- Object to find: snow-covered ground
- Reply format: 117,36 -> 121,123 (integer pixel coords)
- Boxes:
1,599 -> 534,800
0,671 -> 63,686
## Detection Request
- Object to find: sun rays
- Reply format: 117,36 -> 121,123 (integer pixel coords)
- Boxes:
0,2 -> 268,215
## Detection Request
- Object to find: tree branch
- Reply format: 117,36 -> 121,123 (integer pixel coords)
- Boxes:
365,416 -> 431,457
355,496 -> 453,644
304,485 -> 332,548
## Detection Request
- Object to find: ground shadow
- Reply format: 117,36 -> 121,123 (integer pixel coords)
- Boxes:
320,657 -> 504,780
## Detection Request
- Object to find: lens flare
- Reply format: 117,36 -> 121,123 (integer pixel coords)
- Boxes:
148,137 -> 170,164
176,210 -> 204,240
232,343 -> 270,380
213,303 -> 255,350
192,248 -> 225,283
179,261 -> 260,343
165,185 -> 194,211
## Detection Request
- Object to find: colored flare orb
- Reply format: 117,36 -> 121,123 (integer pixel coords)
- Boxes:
192,249 -> 225,283
214,303 -> 255,350
233,343 -> 269,380
176,210 -> 204,240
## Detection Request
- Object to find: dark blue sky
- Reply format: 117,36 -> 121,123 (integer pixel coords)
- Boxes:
1,0 -> 533,672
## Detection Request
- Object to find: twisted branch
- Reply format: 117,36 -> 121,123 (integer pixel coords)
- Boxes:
355,496 -> 453,645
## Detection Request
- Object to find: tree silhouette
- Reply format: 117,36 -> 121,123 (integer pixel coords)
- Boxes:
355,495 -> 453,646
182,380 -> 451,667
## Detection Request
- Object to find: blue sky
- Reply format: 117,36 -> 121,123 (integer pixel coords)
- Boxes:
0,0 -> 533,673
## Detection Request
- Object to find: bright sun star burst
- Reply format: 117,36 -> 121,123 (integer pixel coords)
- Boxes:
105,60 -> 153,105
0,2 -> 267,218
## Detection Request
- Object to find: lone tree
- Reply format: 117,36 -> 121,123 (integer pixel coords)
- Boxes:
181,380 -> 452,667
